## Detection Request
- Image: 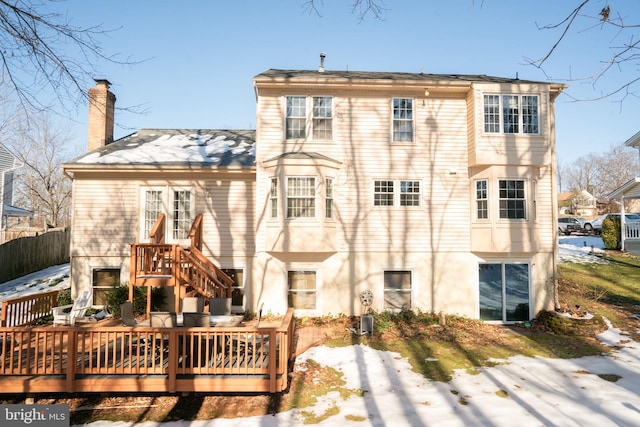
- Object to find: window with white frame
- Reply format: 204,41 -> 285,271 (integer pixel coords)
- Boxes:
475,180 -> 488,220
269,178 -> 278,218
384,270 -> 412,310
392,98 -> 413,142
286,96 -> 306,139
498,179 -> 526,219
221,268 -> 244,312
483,94 -> 539,134
288,270 -> 317,310
374,180 -> 394,206
325,178 -> 333,219
287,177 -> 316,218
313,96 -> 333,140
400,180 -> 420,207
374,179 -> 421,207
141,187 -> 194,241
285,96 -> 333,140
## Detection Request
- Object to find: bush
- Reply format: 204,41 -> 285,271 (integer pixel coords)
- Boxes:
601,216 -> 621,250
56,288 -> 72,306
105,285 -> 166,318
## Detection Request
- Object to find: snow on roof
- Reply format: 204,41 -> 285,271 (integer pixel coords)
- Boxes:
71,129 -> 256,167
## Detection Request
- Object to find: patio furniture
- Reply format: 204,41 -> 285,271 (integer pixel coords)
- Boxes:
209,297 -> 232,315
182,297 -> 204,313
52,290 -> 92,326
120,301 -> 150,327
183,312 -> 211,327
150,311 -> 177,328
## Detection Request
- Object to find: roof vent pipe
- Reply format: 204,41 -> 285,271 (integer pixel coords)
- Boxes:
319,52 -> 326,72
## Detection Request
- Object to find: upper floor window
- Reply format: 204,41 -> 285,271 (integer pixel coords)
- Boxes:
483,94 -> 539,134
475,180 -> 488,220
286,96 -> 333,140
325,178 -> 334,219
400,180 -> 421,207
269,178 -> 278,218
287,177 -> 316,218
141,187 -> 194,242
498,179 -> 526,219
313,97 -> 333,140
373,179 -> 421,207
392,98 -> 413,142
374,180 -> 395,206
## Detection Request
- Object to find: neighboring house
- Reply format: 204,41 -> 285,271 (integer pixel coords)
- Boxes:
558,189 -> 597,217
63,66 -> 566,322
0,142 -> 31,243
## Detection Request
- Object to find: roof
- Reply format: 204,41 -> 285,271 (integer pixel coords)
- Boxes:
623,130 -> 640,148
2,205 -> 34,218
254,69 -> 563,87
65,129 -> 256,168
608,177 -> 640,200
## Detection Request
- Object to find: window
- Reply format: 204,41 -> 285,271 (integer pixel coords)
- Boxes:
287,177 -> 316,218
269,178 -> 278,219
144,190 -> 162,238
285,96 -> 333,140
325,178 -> 333,219
400,180 -> 420,207
479,263 -> 530,322
286,96 -> 306,139
374,180 -> 394,206
313,96 -> 333,140
374,179 -> 421,207
222,268 -> 244,311
288,271 -> 316,309
92,268 -> 120,306
172,190 -> 191,240
498,180 -> 526,219
392,98 -> 413,142
483,94 -> 539,134
475,180 -> 488,220
384,270 -> 412,310
141,187 -> 194,242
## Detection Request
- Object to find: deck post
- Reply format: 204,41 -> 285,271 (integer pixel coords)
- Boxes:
66,330 -> 77,392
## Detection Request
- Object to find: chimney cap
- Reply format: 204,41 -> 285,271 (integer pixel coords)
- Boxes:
319,52 -> 326,72
93,78 -> 112,87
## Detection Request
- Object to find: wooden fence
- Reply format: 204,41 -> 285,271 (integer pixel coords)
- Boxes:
1,290 -> 59,327
0,228 -> 70,283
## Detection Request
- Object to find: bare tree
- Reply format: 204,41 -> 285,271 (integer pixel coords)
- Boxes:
303,0 -> 388,21
526,1 -> 640,103
564,143 -> 637,202
0,0 -> 137,114
7,113 -> 75,228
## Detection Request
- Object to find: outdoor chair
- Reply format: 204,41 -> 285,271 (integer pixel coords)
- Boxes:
52,290 -> 92,326
120,301 -> 150,327
182,297 -> 204,313
209,297 -> 232,315
183,312 -> 211,327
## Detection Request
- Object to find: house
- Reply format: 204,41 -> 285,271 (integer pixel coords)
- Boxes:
0,142 -> 32,244
63,64 -> 566,322
558,189 -> 597,217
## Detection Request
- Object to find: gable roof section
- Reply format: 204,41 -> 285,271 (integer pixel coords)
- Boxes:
0,142 -> 22,172
65,129 -> 255,168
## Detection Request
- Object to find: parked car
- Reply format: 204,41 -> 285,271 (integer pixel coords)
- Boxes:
558,216 -> 585,235
585,213 -> 640,235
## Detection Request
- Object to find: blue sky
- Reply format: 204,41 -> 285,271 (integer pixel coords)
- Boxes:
46,0 -> 640,166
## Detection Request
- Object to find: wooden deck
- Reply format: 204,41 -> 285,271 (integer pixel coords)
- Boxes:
0,308 -> 295,394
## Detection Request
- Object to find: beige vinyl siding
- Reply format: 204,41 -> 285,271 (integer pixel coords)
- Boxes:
71,178 -> 138,257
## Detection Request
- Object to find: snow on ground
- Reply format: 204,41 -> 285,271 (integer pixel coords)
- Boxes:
4,236 -> 640,426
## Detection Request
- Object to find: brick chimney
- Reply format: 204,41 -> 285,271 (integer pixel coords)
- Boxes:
87,79 -> 116,152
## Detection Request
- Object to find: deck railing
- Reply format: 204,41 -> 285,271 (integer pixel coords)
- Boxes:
625,222 -> 640,239
0,308 -> 295,394
1,290 -> 59,327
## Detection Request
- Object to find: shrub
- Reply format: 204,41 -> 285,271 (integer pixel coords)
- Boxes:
601,216 -> 621,250
56,288 -> 72,306
104,285 -> 166,318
